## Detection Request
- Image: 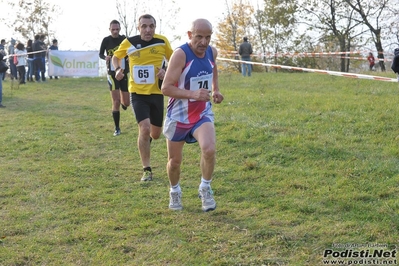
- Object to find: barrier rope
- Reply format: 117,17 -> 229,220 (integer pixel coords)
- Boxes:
217,57 -> 398,83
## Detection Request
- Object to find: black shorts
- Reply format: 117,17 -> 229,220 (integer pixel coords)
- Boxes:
130,93 -> 164,127
107,73 -> 128,92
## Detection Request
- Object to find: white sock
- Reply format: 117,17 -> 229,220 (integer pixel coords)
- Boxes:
199,177 -> 212,189
170,183 -> 181,193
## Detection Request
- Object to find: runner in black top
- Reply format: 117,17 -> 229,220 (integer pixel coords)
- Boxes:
99,19 -> 130,136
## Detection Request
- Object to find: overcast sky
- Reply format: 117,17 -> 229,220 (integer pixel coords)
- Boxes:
0,0 -> 262,50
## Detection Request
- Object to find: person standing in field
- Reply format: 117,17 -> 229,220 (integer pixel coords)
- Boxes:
8,38 -> 18,80
112,14 -> 173,181
48,39 -> 59,80
367,52 -> 375,71
33,34 -> 47,82
99,20 -> 130,137
0,52 -> 5,108
39,34 -> 47,81
26,39 -> 34,82
0,39 -> 6,81
238,37 -> 253,77
391,48 -> 399,82
161,18 -> 224,212
32,35 -> 41,81
15,42 -> 27,85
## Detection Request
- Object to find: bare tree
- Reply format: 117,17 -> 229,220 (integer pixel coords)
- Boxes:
116,0 -> 139,37
299,0 -> 364,72
343,0 -> 392,71
115,0 -> 181,42
152,0 -> 181,43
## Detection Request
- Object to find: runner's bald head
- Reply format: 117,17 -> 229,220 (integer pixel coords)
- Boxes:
190,19 -> 213,34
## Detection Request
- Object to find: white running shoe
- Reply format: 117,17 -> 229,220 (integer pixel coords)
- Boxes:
169,191 -> 182,210
198,186 -> 216,212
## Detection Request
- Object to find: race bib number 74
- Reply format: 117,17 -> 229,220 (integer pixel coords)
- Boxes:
189,73 -> 213,102
133,65 -> 155,84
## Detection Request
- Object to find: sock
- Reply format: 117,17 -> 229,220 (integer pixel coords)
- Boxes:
170,183 -> 181,193
121,104 -> 127,110
112,111 -> 120,129
143,166 -> 152,172
199,177 -> 212,189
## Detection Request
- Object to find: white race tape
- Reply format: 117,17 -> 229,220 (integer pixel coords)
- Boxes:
217,57 -> 398,83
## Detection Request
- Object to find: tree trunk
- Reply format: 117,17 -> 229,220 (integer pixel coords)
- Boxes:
339,38 -> 347,72
375,32 -> 386,71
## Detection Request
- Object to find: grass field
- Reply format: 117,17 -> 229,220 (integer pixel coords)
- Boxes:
1,72 -> 398,265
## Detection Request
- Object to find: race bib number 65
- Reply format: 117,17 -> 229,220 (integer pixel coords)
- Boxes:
133,65 -> 155,84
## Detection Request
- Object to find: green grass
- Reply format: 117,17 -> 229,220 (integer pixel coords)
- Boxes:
0,72 -> 398,265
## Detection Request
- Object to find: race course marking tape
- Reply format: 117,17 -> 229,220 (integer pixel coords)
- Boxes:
217,57 -> 398,83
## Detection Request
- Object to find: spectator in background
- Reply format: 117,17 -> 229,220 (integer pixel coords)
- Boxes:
0,39 -> 6,56
391,48 -> 399,82
0,52 -> 5,107
48,39 -> 58,79
0,39 -> 6,81
26,39 -> 34,82
238,37 -> 253,77
367,52 -> 375,71
33,34 -> 41,81
39,34 -> 47,81
8,38 -> 18,80
15,42 -> 27,85
0,39 -> 5,51
33,34 -> 46,82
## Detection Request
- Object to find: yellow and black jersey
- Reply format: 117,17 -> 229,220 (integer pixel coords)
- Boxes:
99,35 -> 128,75
113,34 -> 173,95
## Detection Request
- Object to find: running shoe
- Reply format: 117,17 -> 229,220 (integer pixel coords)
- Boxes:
141,170 -> 153,181
113,128 -> 121,136
169,191 -> 183,210
198,186 -> 216,212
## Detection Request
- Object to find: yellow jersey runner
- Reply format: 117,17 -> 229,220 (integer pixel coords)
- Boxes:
114,33 -> 173,95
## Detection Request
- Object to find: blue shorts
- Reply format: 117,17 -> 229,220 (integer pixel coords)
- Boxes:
163,115 -> 213,143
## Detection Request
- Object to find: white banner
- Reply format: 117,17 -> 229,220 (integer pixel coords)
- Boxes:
48,50 -> 99,77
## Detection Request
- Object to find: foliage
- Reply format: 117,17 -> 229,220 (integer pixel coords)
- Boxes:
0,72 -> 398,265
253,7 -> 269,71
262,0 -> 297,65
291,34 -> 324,70
343,0 -> 392,71
215,0 -> 255,73
298,0 -> 366,72
216,0 -> 399,74
5,0 -> 60,44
